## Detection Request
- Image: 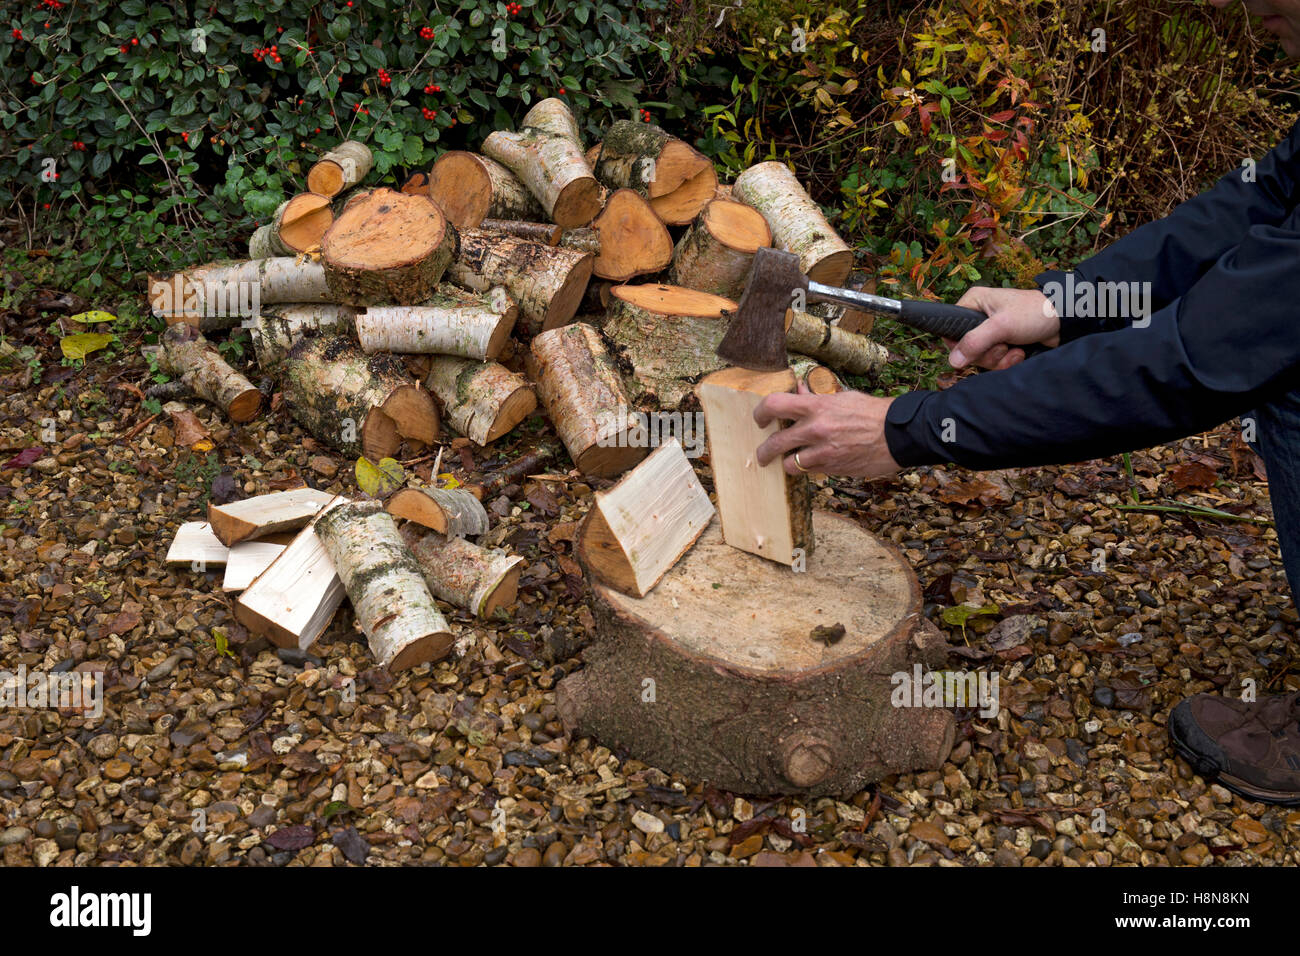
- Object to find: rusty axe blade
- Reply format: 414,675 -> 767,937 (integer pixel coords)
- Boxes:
716,247 -> 808,372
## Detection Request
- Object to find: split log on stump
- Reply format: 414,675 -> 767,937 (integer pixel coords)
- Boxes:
248,193 -> 334,258
556,188 -> 672,281
401,525 -> 525,618
321,188 -> 457,306
424,357 -> 537,445
235,517 -> 347,651
558,511 -> 956,795
601,283 -> 736,408
695,367 -> 812,566
527,323 -> 647,478
208,486 -> 338,546
481,98 -> 603,228
447,230 -> 593,338
580,439 -> 715,597
731,161 -> 853,285
157,324 -> 261,423
355,285 -> 517,359
789,357 -> 843,394
314,501 -> 453,670
481,219 -> 562,245
280,335 -> 439,459
668,198 -> 771,299
306,140 -> 374,197
425,152 -> 545,230
786,309 -> 889,376
249,304 -> 355,373
387,485 -> 490,536
150,258 -> 332,331
590,120 -> 718,225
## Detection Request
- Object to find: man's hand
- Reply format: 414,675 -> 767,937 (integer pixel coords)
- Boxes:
947,286 -> 1062,370
753,385 -> 901,478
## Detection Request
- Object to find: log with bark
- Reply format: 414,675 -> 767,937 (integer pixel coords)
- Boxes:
789,357 -> 843,394
207,486 -> 339,546
279,335 -> 439,459
248,304 -> 355,373
785,309 -> 889,376
447,230 -> 593,338
420,151 -> 546,230
482,98 -> 603,228
557,512 -> 956,795
731,161 -> 853,286
321,188 -> 458,306
150,257 -> 332,332
590,120 -> 718,225
314,500 -> 454,670
668,198 -> 771,299
480,219 -> 562,246
527,323 -> 648,478
307,140 -> 374,197
156,324 -> 262,423
235,517 -> 347,651
248,193 -> 334,258
355,284 -> 518,359
556,188 -> 672,281
387,485 -> 490,537
424,356 -> 537,445
401,525 -> 525,618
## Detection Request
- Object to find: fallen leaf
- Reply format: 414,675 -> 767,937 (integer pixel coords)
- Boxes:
67,310 -> 116,325
1168,461 -> 1217,491
59,332 -> 114,361
4,447 -> 44,470
332,826 -> 370,864
356,456 -> 405,498
934,476 -> 1011,507
265,824 -> 315,850
166,407 -> 211,448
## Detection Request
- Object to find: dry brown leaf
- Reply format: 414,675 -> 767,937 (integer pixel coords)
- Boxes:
1167,460 -> 1217,491
166,405 -> 211,448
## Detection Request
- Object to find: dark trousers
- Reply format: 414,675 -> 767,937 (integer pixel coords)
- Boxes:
1250,397 -> 1300,598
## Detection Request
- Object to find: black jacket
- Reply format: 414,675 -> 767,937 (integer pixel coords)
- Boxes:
883,118 -> 1300,469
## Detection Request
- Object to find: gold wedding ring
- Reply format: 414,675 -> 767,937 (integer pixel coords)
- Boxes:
793,451 -> 809,473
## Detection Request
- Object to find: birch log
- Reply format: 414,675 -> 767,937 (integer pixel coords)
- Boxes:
388,485 -> 490,536
248,304 -> 355,373
591,120 -> 718,225
149,258 -> 332,331
157,324 -> 261,422
248,193 -> 334,258
424,152 -> 545,229
789,357 -> 843,394
314,501 -> 453,670
355,284 -> 518,359
480,219 -> 562,246
786,309 -> 889,376
424,357 -> 537,445
556,188 -> 672,281
401,525 -> 525,618
668,198 -> 772,298
732,161 -> 853,286
307,140 -> 374,197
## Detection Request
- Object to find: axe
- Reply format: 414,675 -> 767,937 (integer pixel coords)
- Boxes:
716,246 -> 1042,371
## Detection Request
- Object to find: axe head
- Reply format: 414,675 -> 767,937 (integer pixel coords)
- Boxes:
716,246 -> 809,372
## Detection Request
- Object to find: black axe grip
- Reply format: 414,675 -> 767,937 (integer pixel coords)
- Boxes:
897,300 -> 1045,358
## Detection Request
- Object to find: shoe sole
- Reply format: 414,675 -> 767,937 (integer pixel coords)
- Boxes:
1170,724 -> 1300,807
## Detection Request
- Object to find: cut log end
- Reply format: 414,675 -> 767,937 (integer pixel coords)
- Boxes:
650,165 -> 719,225
279,193 -> 334,252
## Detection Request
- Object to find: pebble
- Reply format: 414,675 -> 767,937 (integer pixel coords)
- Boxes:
512,847 -> 541,867
542,841 -> 567,867
1092,686 -> 1115,708
0,772 -> 19,791
632,810 -> 664,835
484,846 -> 508,866
0,827 -> 31,847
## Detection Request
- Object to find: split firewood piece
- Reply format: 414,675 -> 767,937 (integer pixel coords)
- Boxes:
590,120 -> 718,225
480,219 -> 562,246
236,515 -> 347,650
601,283 -> 736,408
248,304 -> 355,373
354,284 -> 518,359
314,500 -> 453,670
321,188 -> 458,306
150,258 -> 332,331
157,323 -> 261,423
527,323 -> 648,478
222,540 -> 288,592
695,366 -> 814,566
731,161 -> 853,286
424,357 -> 537,445
789,357 -> 843,394
387,484 -> 490,536
556,188 -> 673,281
424,152 -> 545,230
306,140 -> 374,198
447,230 -> 593,338
482,98 -> 603,228
401,525 -> 525,618
165,522 -> 228,567
668,198 -> 772,299
280,335 -> 439,459
579,439 -> 715,597
207,486 -> 339,546
786,309 -> 889,376
248,193 -> 334,258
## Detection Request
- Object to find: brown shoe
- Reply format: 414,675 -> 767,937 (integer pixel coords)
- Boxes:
1169,691 -> 1300,805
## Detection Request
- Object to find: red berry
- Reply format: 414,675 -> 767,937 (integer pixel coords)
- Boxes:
12,28 -> 21,39
43,203 -> 50,210
558,87 -> 565,95
131,37 -> 138,45
120,45 -> 128,53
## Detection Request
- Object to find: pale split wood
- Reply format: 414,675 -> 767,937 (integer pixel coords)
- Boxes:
157,323 -> 261,422
387,485 -> 490,537
165,522 -> 229,567
355,284 -> 517,359
400,524 -> 525,618
732,161 -> 853,286
222,541 -> 287,592
207,486 -> 339,546
423,356 -> 537,445
235,515 -> 348,651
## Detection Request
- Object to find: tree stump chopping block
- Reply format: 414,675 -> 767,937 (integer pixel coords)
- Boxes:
558,511 -> 955,796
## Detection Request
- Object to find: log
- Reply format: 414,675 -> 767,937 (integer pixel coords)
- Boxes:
789,357 -> 843,395
150,258 -> 332,332
207,486 -> 339,546
465,445 -> 558,501
355,284 -> 518,359
165,522 -> 228,567
307,140 -> 374,197
668,198 -> 772,299
424,357 -> 537,445
248,192 -> 334,258
694,366 -> 813,566
557,188 -> 673,282
601,283 -> 736,408
579,439 -> 715,597
157,324 -> 261,423
235,517 -> 347,650
785,309 -> 889,376
527,323 -> 648,478
280,335 -> 439,459
248,304 -> 355,373
321,188 -> 458,306
401,525 -> 525,618
222,540 -> 287,592
591,120 -> 718,225
314,501 -> 453,670
387,485 -> 490,536
447,230 -> 593,338
480,219 -> 562,246
424,152 -> 545,230
731,161 -> 853,285
557,511 -> 956,795
481,98 -> 603,228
